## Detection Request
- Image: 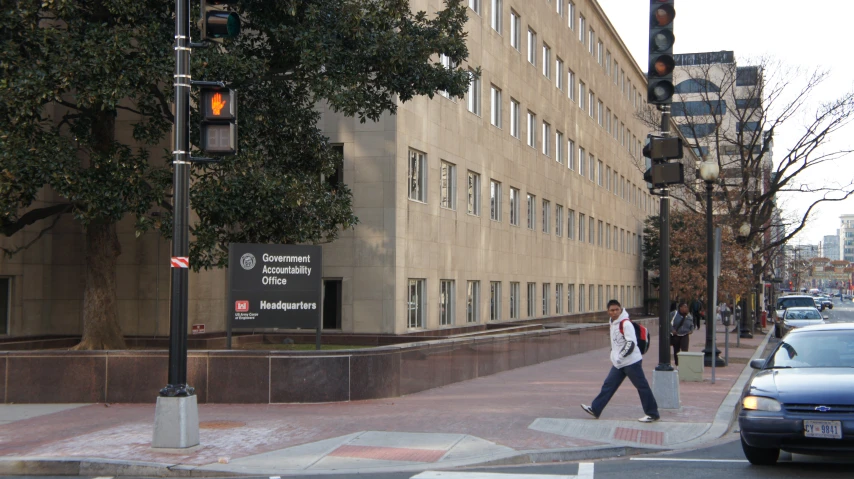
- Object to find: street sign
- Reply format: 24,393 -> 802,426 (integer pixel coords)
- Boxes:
227,243 -> 322,329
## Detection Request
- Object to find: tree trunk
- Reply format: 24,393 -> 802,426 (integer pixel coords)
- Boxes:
72,222 -> 126,350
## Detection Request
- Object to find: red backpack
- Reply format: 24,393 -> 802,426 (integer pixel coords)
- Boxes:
620,319 -> 651,355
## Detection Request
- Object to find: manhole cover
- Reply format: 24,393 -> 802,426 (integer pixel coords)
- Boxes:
199,420 -> 246,429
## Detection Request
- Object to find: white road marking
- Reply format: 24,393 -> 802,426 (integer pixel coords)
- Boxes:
630,458 -> 749,463
412,463 -> 593,479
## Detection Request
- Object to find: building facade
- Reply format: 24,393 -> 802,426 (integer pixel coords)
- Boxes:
0,0 -> 657,338
840,215 -> 854,262
823,233 -> 840,261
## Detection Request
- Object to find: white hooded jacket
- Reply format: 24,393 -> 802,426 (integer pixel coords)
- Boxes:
609,308 -> 643,369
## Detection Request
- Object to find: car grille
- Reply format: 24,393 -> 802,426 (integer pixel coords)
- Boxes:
785,404 -> 854,414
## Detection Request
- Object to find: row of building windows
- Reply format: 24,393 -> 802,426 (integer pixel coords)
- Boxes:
410,277 -> 642,328
412,149 -> 644,250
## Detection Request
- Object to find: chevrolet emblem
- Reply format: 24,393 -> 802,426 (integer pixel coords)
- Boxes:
814,405 -> 832,412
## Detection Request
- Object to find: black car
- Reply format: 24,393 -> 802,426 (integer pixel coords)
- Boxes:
739,323 -> 854,465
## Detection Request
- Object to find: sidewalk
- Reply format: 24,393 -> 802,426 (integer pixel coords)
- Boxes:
0,322 -> 772,477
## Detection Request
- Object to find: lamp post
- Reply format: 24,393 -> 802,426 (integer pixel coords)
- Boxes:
699,161 -> 725,367
738,222 -> 754,339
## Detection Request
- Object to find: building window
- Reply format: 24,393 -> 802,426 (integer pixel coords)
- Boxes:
510,10 -> 520,50
597,160 -> 603,186
567,284 -> 575,313
467,171 -> 481,216
568,69 -> 576,100
613,226 -> 618,250
579,213 -> 585,241
606,108 -> 611,133
606,223 -> 611,248
467,280 -> 480,323
510,282 -> 520,319
542,283 -> 551,315
542,43 -> 551,78
606,51 -> 611,75
408,279 -> 425,328
490,281 -> 502,320
509,187 -> 520,226
589,285 -> 595,313
598,285 -> 604,311
578,14 -> 585,42
490,85 -> 502,127
598,220 -> 604,246
466,69 -> 482,116
579,284 -> 585,312
527,193 -> 535,230
542,121 -> 551,156
597,40 -> 604,64
510,98 -> 520,138
613,59 -> 619,83
527,111 -> 536,148
440,280 -> 455,326
555,131 -> 564,164
556,204 -> 564,237
588,91 -> 595,118
542,199 -> 550,234
568,139 -> 575,170
578,147 -> 585,176
408,149 -> 426,202
527,282 -> 536,317
490,179 -> 502,221
556,0 -> 564,17
439,54 -> 457,99
468,0 -> 480,15
597,100 -> 604,126
440,161 -> 456,210
527,28 -> 537,65
490,0 -> 502,33
588,28 -> 595,55
579,81 -> 586,110
556,283 -> 563,314
589,216 -> 595,244
568,2 -> 575,29
556,58 -> 564,90
588,153 -> 595,181
567,209 -> 575,239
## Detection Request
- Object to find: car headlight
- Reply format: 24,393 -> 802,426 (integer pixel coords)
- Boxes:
743,396 -> 782,412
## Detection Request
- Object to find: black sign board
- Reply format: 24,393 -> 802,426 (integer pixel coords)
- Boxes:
227,243 -> 322,329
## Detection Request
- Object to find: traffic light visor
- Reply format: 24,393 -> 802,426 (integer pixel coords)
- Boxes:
206,11 -> 241,39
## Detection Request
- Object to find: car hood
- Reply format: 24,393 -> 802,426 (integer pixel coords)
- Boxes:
783,319 -> 824,328
749,369 -> 854,405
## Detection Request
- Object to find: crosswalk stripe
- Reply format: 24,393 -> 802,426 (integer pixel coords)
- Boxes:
411,463 -> 594,479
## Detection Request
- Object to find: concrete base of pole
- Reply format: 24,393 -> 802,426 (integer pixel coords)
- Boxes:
152,395 -> 200,449
651,369 -> 680,410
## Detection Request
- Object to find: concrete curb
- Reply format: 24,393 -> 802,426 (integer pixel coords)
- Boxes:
0,457 -> 233,478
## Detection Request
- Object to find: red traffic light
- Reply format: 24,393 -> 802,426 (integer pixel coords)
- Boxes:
651,2 -> 675,27
651,55 -> 675,77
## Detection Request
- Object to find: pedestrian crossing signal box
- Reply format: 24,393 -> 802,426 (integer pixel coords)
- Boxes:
199,88 -> 238,155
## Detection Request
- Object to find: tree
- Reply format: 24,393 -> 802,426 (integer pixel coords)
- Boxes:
637,55 -> 854,288
1,0 -> 473,349
642,210 -> 754,304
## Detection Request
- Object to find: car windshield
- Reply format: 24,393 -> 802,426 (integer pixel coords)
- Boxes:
784,310 -> 821,320
766,331 -> 854,368
777,297 -> 816,309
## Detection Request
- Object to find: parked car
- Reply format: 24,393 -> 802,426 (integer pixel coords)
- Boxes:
739,323 -> 854,465
775,295 -> 820,320
775,307 -> 827,338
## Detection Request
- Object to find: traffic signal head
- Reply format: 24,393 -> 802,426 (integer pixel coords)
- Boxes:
199,88 -> 238,155
201,0 -> 241,41
648,1 -> 676,105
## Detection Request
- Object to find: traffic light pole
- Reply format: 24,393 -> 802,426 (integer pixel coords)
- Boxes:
152,0 -> 200,449
651,105 -> 680,409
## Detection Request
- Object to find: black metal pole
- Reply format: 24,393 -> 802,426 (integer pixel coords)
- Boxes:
161,0 -> 193,398
703,182 -> 724,366
655,106 -> 673,372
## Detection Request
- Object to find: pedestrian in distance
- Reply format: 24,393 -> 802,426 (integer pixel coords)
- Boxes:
691,298 -> 703,329
670,302 -> 694,366
581,300 -> 660,423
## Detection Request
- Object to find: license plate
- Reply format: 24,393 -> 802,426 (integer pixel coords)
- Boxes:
804,420 -> 842,439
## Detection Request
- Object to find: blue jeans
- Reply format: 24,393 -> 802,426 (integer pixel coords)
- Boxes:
590,361 -> 659,418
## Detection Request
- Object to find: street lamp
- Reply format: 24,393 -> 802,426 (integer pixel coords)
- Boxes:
737,222 -> 754,339
699,161 -> 725,367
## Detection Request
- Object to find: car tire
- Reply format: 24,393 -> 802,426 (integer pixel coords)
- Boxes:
741,435 -> 779,465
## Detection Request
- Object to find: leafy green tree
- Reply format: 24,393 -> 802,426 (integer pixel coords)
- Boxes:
1,0 -> 473,349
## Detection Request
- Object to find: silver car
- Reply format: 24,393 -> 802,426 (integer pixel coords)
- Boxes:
777,307 -> 827,338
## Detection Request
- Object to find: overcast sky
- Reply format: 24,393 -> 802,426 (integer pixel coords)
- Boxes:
596,0 -> 854,249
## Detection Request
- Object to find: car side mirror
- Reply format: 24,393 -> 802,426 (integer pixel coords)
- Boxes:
749,358 -> 766,370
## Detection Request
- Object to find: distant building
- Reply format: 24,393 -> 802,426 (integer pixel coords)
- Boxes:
824,233 -> 840,261
841,215 -> 854,262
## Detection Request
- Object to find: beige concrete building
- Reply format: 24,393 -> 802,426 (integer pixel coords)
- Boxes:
0,0 -> 658,338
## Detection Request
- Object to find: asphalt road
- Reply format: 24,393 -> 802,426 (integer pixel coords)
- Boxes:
821,297 -> 854,323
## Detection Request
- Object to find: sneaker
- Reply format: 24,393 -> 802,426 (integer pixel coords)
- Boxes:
638,415 -> 659,423
581,404 -> 599,419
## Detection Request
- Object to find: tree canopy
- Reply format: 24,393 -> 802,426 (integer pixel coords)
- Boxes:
1,0 -> 474,348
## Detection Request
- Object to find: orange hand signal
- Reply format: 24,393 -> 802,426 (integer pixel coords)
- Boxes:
211,92 -> 226,116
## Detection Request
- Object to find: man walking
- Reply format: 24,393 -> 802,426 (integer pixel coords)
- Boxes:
670,302 -> 694,366
581,300 -> 660,423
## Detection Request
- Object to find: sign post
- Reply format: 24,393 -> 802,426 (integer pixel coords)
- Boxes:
227,244 -> 323,341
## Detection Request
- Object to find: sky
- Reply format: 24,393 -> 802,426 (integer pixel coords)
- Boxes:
596,0 -> 854,249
